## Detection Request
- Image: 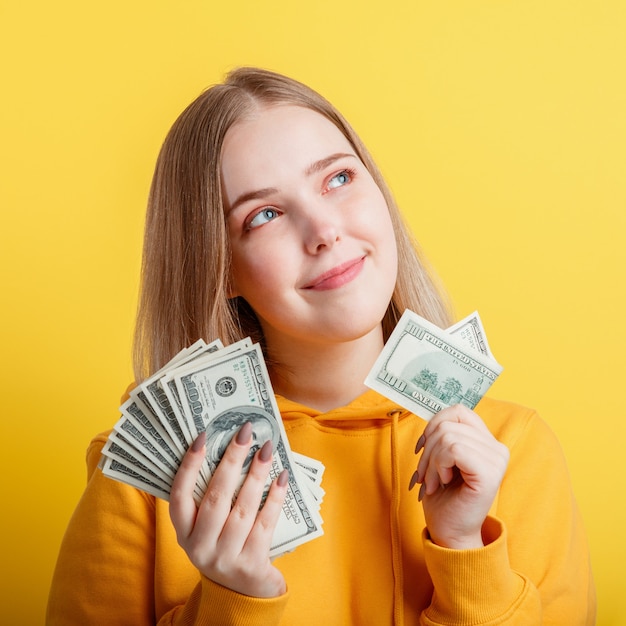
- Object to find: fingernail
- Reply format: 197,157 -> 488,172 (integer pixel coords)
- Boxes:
191,431 -> 206,452
408,470 -> 420,491
415,434 -> 425,454
418,482 -> 426,502
259,439 -> 273,462
277,469 -> 289,487
235,421 -> 252,445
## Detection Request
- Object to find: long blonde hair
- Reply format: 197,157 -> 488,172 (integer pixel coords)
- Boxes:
133,67 -> 453,381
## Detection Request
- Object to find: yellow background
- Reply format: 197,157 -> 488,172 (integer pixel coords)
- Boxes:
1,1 -> 624,623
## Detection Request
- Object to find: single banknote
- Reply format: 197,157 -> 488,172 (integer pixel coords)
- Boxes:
365,310 -> 503,420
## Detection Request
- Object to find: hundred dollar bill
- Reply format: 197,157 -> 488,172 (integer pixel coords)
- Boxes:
108,417 -> 177,482
293,452 -> 326,507
101,437 -> 173,489
447,310 -> 494,359
365,310 -> 503,420
170,342 -> 324,556
119,395 -> 181,477
100,429 -> 205,503
101,456 -> 171,501
139,339 -> 226,453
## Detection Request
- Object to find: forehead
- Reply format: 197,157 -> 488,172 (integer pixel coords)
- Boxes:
220,105 -> 355,188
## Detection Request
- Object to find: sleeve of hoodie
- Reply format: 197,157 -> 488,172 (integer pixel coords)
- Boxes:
46,435 -> 289,626
419,406 -> 596,625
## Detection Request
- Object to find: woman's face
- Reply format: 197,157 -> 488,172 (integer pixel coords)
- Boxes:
221,104 -> 398,351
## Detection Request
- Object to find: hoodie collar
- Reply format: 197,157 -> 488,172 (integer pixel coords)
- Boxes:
276,388 -> 411,424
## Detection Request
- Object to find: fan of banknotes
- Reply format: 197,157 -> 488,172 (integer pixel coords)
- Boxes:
100,338 -> 325,557
101,310 -> 501,556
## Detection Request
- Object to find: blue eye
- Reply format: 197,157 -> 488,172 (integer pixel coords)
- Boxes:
247,207 -> 280,230
327,170 -> 352,190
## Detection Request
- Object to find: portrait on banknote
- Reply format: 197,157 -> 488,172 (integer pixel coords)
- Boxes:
205,406 -> 280,475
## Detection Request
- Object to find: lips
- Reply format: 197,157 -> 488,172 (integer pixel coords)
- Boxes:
302,256 -> 366,291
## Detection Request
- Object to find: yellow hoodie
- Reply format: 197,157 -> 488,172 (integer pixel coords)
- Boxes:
47,392 -> 595,625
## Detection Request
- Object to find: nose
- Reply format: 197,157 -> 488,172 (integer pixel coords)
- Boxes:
302,208 -> 340,254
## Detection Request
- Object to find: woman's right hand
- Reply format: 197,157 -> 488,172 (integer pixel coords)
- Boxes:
169,422 -> 289,598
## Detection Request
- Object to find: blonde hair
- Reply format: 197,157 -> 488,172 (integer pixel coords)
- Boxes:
133,67 -> 453,381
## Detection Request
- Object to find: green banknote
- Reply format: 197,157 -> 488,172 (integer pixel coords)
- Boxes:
365,310 -> 503,420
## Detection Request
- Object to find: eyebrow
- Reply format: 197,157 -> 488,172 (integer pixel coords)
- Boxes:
227,187 -> 279,215
227,152 -> 357,214
304,152 -> 356,176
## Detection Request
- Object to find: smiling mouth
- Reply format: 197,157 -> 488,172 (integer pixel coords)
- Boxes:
303,256 -> 366,291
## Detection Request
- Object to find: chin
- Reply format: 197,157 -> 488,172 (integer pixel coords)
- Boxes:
323,319 -> 385,345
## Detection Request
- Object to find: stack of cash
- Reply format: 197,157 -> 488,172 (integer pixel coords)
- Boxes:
365,310 -> 503,420
100,338 -> 324,557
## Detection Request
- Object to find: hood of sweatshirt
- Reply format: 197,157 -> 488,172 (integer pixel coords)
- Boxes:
276,388 -> 413,428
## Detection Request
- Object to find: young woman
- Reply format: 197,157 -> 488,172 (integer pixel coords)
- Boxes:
47,67 -> 595,625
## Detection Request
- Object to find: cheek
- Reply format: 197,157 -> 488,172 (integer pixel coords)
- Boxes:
230,244 -> 287,303
362,199 -> 397,258
230,259 -> 257,300
370,206 -> 399,284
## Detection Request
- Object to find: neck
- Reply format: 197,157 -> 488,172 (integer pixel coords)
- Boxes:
264,327 -> 385,413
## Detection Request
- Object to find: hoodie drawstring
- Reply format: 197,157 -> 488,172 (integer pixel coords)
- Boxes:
388,409 -> 405,626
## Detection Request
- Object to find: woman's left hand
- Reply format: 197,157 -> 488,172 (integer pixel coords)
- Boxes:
411,404 -> 509,549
